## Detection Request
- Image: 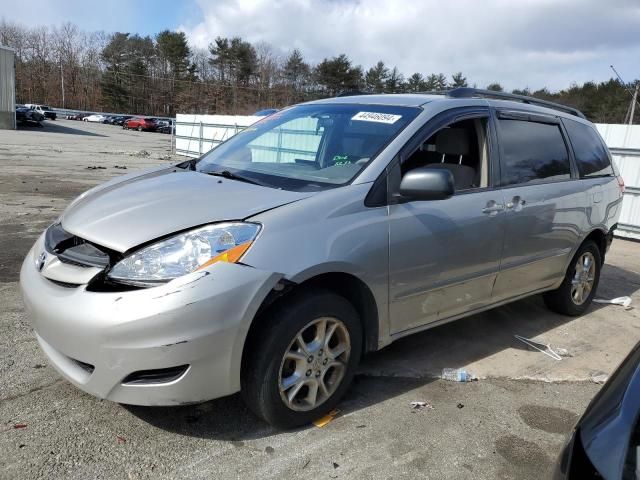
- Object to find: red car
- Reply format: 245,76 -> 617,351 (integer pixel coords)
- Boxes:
123,117 -> 157,132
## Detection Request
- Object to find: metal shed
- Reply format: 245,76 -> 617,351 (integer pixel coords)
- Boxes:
0,45 -> 16,130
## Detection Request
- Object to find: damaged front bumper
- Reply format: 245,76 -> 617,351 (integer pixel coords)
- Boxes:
20,234 -> 282,406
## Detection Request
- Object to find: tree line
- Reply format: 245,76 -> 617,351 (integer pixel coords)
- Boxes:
1,19 -> 638,123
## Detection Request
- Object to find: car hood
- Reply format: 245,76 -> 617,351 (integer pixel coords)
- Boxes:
61,167 -> 311,252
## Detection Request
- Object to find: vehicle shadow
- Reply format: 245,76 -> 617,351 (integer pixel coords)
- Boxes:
18,121 -> 106,137
124,263 -> 640,441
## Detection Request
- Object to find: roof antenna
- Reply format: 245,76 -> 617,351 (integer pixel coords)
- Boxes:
610,65 -> 639,125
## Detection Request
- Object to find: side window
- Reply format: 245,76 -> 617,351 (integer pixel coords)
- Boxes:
247,117 -> 323,163
402,117 -> 490,191
498,119 -> 570,186
564,119 -> 613,178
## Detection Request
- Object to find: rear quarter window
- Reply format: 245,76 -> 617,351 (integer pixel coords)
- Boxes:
563,119 -> 613,178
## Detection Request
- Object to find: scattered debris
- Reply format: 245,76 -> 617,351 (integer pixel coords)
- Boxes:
313,409 -> 340,427
356,424 -> 366,429
131,150 -> 150,157
556,348 -> 573,358
457,403 -> 465,409
19,444 -> 26,449
116,435 -> 126,444
591,373 -> 609,384
333,462 -> 340,469
265,446 -> 274,454
86,165 -> 106,170
410,401 -> 434,410
33,363 -> 46,369
441,368 -> 477,382
593,296 -> 632,310
302,459 -> 311,470
514,335 -> 563,361
114,165 -> 128,169
13,424 -> 27,429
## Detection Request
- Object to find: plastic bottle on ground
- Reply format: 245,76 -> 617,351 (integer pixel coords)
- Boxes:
441,368 -> 477,382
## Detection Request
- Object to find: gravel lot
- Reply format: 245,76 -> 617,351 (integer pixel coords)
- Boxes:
1,119 -> 640,479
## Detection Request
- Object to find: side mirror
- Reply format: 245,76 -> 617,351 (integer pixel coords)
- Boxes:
399,167 -> 454,201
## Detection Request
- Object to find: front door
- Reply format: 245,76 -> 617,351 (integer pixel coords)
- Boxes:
387,110 -> 506,335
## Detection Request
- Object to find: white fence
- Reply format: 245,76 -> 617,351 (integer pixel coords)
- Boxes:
175,114 -> 263,157
596,124 -> 640,240
175,114 -> 640,240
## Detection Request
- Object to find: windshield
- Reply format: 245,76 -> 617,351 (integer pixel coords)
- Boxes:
196,103 -> 421,191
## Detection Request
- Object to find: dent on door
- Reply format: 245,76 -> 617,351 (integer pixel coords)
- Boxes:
388,189 -> 506,334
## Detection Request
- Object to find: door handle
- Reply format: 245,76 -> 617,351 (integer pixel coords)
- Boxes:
506,196 -> 526,211
482,201 -> 505,215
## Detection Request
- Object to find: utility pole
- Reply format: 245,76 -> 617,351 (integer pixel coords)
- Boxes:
629,83 -> 638,126
610,65 -> 640,125
60,62 -> 65,108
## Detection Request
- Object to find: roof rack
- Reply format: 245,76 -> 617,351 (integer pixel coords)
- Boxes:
335,89 -> 374,97
437,87 -> 586,119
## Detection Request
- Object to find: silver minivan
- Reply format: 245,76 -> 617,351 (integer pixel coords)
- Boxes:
20,89 -> 624,427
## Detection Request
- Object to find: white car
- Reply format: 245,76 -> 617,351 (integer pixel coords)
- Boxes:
83,114 -> 106,123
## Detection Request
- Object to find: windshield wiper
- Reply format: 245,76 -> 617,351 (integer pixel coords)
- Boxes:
205,170 -> 264,186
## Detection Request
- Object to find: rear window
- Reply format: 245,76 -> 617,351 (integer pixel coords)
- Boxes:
564,119 -> 613,178
498,119 -> 571,186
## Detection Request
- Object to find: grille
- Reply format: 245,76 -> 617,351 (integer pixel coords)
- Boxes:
44,223 -> 112,268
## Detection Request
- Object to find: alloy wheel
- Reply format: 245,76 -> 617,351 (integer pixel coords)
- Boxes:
278,317 -> 351,412
571,252 -> 596,305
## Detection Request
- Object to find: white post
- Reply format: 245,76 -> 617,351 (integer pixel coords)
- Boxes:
199,121 -> 203,155
170,120 -> 175,155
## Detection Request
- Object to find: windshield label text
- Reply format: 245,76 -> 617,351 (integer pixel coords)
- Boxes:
351,112 -> 402,124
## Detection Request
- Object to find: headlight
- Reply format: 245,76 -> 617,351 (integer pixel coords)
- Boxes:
107,222 -> 260,287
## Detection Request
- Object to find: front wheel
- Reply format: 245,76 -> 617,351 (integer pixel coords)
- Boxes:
137,125 -> 143,132
241,290 -> 362,428
543,240 -> 601,316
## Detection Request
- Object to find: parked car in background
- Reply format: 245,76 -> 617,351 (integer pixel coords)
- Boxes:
83,114 -> 106,123
124,117 -> 158,131
65,113 -> 82,120
20,89 -> 623,428
16,104 -> 44,126
156,119 -> 174,134
25,104 -> 57,120
253,108 -> 279,116
102,115 -> 117,124
111,115 -> 132,126
554,341 -> 640,479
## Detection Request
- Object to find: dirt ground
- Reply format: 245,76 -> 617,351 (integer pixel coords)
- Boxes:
1,119 -> 639,479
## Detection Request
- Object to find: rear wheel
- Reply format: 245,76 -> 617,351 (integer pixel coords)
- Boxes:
241,290 -> 362,428
137,125 -> 143,132
543,240 -> 601,316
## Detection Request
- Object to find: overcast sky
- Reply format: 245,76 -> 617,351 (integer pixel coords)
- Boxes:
2,0 -> 639,91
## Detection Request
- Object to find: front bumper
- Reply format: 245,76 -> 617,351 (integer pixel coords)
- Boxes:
20,235 -> 282,405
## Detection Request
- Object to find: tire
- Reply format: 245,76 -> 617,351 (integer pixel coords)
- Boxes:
543,240 -> 601,316
137,125 -> 143,132
241,290 -> 362,428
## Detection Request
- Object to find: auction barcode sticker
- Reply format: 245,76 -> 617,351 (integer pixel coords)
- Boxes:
351,112 -> 402,124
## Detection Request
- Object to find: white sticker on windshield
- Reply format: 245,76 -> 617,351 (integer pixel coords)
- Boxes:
351,111 -> 402,124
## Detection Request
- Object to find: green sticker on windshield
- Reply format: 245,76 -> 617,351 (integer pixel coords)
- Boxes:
333,155 -> 351,165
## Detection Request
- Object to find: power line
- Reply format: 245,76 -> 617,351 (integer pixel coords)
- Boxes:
610,65 -> 640,109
